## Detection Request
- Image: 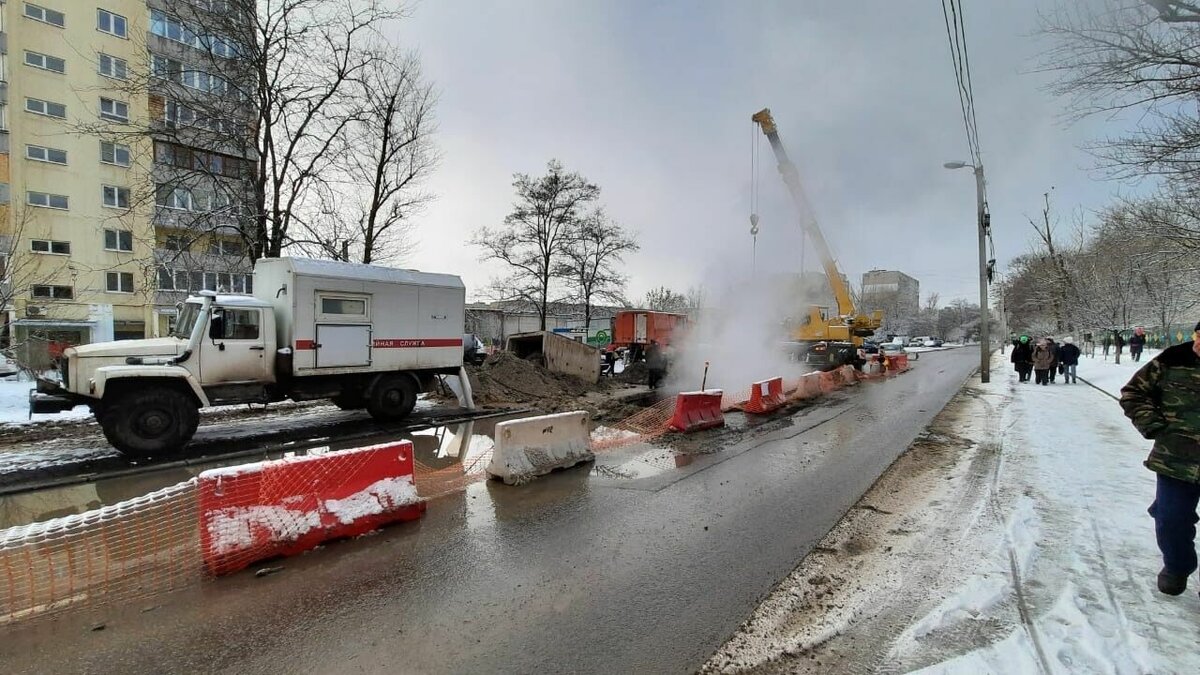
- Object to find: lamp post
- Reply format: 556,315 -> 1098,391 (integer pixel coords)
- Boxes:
944,160 -> 991,383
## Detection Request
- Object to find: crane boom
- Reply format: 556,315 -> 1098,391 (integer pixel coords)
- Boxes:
751,108 -> 855,317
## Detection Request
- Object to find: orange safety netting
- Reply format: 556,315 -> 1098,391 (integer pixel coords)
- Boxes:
0,358 -> 912,627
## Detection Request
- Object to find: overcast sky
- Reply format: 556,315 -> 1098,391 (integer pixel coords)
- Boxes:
389,1 -> 1148,305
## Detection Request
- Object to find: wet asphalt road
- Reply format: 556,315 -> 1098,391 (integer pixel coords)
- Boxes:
2,349 -> 979,675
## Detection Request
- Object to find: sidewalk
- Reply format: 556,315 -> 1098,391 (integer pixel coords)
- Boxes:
705,353 -> 1200,674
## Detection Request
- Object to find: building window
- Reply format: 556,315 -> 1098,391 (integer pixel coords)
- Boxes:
102,185 -> 130,209
205,272 -> 253,294
97,9 -> 127,38
24,51 -> 66,74
25,145 -> 68,165
99,97 -> 129,122
104,228 -> 135,252
27,192 -> 70,210
106,272 -> 134,293
31,239 -> 72,255
98,53 -> 128,80
23,3 -> 65,27
32,285 -> 74,300
100,141 -> 131,167
150,9 -> 237,58
156,185 -> 195,211
208,238 -> 244,257
25,97 -> 67,119
163,235 -> 191,251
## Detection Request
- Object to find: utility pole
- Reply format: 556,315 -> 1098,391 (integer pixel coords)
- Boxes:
974,166 -> 991,382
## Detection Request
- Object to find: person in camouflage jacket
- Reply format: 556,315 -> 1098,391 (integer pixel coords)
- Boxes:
1120,321 -> 1200,596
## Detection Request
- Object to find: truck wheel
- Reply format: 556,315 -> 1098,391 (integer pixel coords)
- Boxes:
366,374 -> 417,421
100,387 -> 199,458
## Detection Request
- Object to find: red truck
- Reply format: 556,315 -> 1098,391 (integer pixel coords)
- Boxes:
611,310 -> 689,361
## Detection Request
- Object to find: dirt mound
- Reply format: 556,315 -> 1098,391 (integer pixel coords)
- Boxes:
617,361 -> 648,384
468,352 -> 608,411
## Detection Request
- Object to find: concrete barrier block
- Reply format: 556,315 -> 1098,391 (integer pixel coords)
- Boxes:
487,411 -> 594,485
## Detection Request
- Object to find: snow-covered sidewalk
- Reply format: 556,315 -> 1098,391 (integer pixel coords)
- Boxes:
706,354 -> 1200,674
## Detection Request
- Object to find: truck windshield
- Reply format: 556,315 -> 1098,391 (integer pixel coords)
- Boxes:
172,303 -> 202,339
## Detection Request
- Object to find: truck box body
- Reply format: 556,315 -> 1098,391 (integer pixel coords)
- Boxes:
254,257 -> 466,377
612,310 -> 689,348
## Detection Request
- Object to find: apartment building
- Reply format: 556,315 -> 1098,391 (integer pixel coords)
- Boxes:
0,0 -> 254,367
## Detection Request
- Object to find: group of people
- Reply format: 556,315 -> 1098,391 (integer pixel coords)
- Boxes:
1010,334 -> 1082,385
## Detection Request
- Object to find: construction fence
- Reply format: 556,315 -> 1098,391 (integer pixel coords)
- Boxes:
0,356 -> 908,627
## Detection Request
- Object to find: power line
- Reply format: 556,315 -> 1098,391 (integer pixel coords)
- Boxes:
940,0 -> 982,165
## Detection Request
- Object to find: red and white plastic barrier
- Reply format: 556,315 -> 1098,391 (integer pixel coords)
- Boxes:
198,441 -> 425,576
669,390 -> 725,432
745,377 -> 786,414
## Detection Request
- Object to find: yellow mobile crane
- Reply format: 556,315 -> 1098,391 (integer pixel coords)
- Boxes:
751,108 -> 882,361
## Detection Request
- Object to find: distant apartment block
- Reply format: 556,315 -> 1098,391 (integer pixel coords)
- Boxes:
0,0 -> 256,366
861,269 -> 919,333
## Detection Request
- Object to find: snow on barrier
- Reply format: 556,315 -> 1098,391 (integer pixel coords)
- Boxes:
487,411 -> 594,485
669,390 -> 725,433
199,441 -> 425,576
744,377 -> 786,414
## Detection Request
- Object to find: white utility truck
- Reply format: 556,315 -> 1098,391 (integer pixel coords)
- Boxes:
31,257 -> 467,456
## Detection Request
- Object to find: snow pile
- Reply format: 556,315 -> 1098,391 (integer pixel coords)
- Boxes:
323,476 -> 420,525
206,505 -> 322,556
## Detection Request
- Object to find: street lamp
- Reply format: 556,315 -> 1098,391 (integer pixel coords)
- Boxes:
944,160 -> 991,383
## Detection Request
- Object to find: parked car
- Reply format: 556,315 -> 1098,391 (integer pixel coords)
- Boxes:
861,341 -> 881,354
923,338 -> 944,347
909,336 -> 930,347
463,333 -> 486,366
0,354 -> 19,378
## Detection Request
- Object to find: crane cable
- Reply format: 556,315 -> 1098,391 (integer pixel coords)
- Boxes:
750,121 -> 760,276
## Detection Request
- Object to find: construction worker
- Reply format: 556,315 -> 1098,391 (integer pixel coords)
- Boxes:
646,340 -> 666,389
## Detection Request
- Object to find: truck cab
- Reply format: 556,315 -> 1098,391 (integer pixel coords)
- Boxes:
32,292 -> 277,455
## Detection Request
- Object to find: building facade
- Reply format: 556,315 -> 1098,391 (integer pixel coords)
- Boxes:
861,269 -> 920,334
0,0 -> 254,368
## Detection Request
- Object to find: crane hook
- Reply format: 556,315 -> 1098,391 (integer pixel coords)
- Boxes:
749,213 -> 760,236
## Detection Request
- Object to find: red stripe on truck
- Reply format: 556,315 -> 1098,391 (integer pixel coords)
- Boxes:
293,338 -> 462,351
373,338 -> 463,349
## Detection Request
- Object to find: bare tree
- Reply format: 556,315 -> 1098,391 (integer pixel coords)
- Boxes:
295,54 -> 438,265
1026,192 -> 1075,331
642,286 -> 689,313
1043,0 -> 1200,186
473,160 -> 600,330
556,212 -> 638,328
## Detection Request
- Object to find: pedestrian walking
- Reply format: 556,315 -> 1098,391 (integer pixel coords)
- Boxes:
1115,330 -> 1126,365
1103,332 -> 1112,359
1130,327 -> 1147,363
1048,338 -> 1060,383
1033,338 -> 1055,385
1084,332 -> 1095,358
1119,321 -> 1200,597
1011,335 -> 1034,383
1059,337 -> 1081,384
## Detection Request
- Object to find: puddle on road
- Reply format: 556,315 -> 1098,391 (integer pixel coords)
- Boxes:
0,415 -> 522,530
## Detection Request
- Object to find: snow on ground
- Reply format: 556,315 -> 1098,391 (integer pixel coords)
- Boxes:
1070,348 -> 1161,398
0,379 -> 92,426
706,352 -> 1200,674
